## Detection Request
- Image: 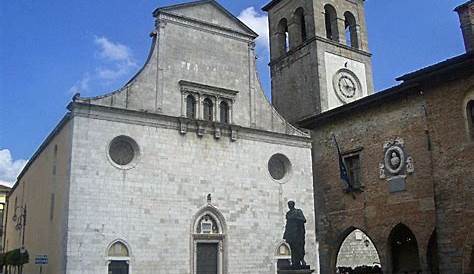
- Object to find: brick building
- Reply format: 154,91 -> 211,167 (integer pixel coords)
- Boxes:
298,1 -> 474,273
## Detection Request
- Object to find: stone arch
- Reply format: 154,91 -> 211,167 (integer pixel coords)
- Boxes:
462,86 -> 474,141
106,239 -> 132,257
276,18 -> 289,56
106,239 -> 131,274
388,223 -> 421,274
186,94 -> 197,119
324,4 -> 339,42
335,227 -> 382,273
191,205 -> 227,274
344,11 -> 359,48
293,7 -> 307,45
203,97 -> 214,121
192,205 -> 227,234
274,241 -> 291,273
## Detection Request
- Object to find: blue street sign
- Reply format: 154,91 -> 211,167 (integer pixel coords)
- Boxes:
35,255 -> 48,265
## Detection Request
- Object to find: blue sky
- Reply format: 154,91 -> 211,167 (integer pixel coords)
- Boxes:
0,0 -> 468,186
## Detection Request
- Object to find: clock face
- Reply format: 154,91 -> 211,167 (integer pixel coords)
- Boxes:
333,69 -> 362,103
338,75 -> 356,98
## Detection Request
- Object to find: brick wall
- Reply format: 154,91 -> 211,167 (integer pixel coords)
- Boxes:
307,70 -> 474,273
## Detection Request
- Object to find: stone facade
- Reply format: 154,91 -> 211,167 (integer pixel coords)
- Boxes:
4,1 -> 317,274
5,1 -> 474,274
299,53 -> 474,274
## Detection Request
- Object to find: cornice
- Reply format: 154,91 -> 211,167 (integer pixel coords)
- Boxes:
180,80 -> 239,98
70,103 -> 311,148
157,12 -> 255,43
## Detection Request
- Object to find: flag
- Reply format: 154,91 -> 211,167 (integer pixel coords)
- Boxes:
332,135 -> 354,194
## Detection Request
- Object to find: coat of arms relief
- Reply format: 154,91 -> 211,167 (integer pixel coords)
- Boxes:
379,138 -> 414,191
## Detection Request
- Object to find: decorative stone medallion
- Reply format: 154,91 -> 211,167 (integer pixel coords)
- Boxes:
379,138 -> 414,191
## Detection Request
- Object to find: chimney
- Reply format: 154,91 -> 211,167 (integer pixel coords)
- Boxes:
455,0 -> 474,52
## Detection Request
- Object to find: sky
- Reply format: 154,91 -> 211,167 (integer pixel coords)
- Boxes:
0,0 -> 468,186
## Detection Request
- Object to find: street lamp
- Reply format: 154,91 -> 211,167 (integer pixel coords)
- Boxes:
12,206 -> 27,274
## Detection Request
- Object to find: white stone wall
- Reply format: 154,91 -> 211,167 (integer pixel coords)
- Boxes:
66,113 -> 316,274
324,52 -> 368,111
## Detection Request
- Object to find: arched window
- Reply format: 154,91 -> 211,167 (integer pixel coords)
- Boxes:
336,229 -> 381,273
468,100 -> 474,139
203,98 -> 214,121
277,18 -> 290,55
294,8 -> 307,44
192,207 -> 226,274
344,11 -> 359,48
389,224 -> 421,273
186,95 -> 196,119
275,242 -> 291,273
324,5 -> 339,42
107,241 -> 130,274
219,101 -> 229,124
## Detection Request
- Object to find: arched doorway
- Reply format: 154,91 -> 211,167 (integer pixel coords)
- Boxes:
389,224 -> 421,274
192,205 -> 226,274
274,242 -> 291,273
336,228 -> 382,273
107,241 -> 130,274
427,230 -> 440,274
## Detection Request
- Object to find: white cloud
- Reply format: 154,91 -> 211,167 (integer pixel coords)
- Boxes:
238,7 -> 269,52
68,36 -> 137,94
94,36 -> 134,63
68,73 -> 90,95
96,65 -> 132,81
94,36 -> 137,82
0,149 -> 27,187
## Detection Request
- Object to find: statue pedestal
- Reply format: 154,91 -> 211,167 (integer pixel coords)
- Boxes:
278,266 -> 315,274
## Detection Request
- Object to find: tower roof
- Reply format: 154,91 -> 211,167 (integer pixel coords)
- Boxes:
454,0 -> 474,12
262,0 -> 365,12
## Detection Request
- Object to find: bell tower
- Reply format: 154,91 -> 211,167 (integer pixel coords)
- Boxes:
263,0 -> 374,123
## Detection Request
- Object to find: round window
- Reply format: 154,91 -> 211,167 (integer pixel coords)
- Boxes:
108,136 -> 139,167
268,154 -> 291,181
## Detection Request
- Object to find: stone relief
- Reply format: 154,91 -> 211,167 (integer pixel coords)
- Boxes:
379,138 -> 414,180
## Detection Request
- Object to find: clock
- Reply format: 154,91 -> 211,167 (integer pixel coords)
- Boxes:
332,69 -> 362,104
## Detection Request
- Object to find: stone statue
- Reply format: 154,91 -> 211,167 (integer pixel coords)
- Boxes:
283,201 -> 307,269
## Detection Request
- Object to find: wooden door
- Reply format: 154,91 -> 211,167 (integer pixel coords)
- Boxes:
108,261 -> 129,274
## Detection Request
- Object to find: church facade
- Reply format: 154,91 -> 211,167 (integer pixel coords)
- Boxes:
3,1 -> 318,273
4,0 -> 474,273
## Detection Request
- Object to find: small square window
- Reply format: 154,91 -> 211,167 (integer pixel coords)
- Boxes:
344,153 -> 361,190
